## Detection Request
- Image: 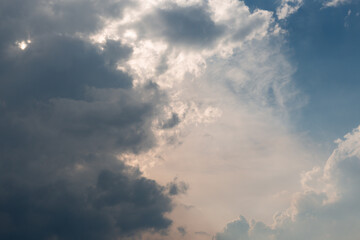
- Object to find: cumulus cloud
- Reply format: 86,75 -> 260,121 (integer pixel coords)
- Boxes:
216,125 -> 360,240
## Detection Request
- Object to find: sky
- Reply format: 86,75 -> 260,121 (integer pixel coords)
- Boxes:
1,0 -> 360,239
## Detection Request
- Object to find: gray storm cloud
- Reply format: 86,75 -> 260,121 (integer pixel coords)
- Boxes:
0,0 -> 180,239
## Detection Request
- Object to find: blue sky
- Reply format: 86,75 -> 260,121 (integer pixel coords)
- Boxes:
1,0 -> 360,239
287,1 -> 360,142
245,0 -> 360,142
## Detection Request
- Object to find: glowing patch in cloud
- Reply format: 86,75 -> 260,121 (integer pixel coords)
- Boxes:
16,39 -> 31,50
123,29 -> 138,40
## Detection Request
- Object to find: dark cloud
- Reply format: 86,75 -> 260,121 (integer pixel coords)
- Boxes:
0,161 -> 172,240
156,52 -> 170,75
102,39 -> 133,67
166,178 -> 189,196
177,226 -> 186,236
0,0 -> 133,47
1,36 -> 132,108
161,112 -> 181,129
137,5 -> 225,48
0,1 -> 175,239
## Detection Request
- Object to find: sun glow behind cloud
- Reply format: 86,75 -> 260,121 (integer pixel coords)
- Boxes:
15,39 -> 31,50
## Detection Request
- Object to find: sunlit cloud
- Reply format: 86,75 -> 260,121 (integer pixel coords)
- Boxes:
276,0 -> 303,20
323,0 -> 352,7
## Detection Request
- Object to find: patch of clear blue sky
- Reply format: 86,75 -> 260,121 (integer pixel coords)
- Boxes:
245,0 -> 360,144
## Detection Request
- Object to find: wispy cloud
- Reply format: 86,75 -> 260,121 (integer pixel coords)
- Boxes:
323,0 -> 352,7
276,0 -> 303,20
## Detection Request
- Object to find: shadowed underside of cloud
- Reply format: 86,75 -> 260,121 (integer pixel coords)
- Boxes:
0,163 -> 172,240
0,1 -> 177,239
216,125 -> 360,240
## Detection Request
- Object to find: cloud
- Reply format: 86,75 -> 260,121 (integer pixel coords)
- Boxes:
0,0 -> 134,39
0,0 -> 333,239
136,5 -> 225,48
0,1 -> 177,239
177,226 -> 187,236
276,0 -> 303,20
166,178 -> 189,196
106,1 -> 312,239
323,0 -> 352,7
0,162 -> 172,240
216,125 -> 360,240
1,37 -> 133,107
160,113 -> 181,129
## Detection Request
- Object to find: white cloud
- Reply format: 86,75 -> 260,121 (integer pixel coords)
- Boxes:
323,0 -> 352,7
216,125 -> 360,240
108,0 -> 304,175
276,0 -> 303,20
